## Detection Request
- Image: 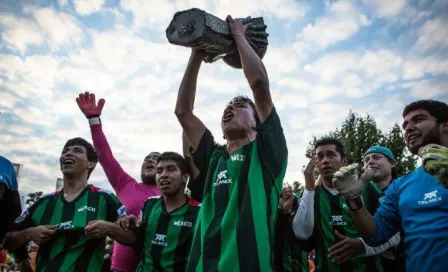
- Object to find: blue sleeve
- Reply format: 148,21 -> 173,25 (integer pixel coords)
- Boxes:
364,178 -> 402,246
0,157 -> 18,191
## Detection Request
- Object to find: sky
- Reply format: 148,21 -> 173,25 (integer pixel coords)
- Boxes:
1,0 -> 447,195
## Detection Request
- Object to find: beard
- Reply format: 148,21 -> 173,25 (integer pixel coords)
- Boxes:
408,126 -> 441,154
141,174 -> 156,185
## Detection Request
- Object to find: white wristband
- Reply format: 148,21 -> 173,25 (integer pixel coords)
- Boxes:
88,117 -> 101,126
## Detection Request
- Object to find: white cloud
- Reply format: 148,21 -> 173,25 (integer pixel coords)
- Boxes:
403,57 -> 448,80
0,15 -> 44,54
0,92 -> 20,109
362,0 -> 406,18
74,0 -> 106,15
300,0 -> 370,49
408,78 -> 447,98
414,18 -> 448,53
304,52 -> 358,82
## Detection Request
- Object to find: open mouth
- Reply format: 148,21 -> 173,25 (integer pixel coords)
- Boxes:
222,111 -> 234,122
159,181 -> 171,189
322,167 -> 333,172
63,158 -> 75,166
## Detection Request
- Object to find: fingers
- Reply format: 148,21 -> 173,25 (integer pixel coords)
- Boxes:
334,230 -> 347,240
226,15 -> 233,23
78,93 -> 87,104
97,98 -> 106,112
359,168 -> 375,184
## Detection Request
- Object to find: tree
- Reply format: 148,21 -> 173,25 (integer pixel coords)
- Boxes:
26,191 -> 43,207
305,111 -> 417,177
291,181 -> 304,195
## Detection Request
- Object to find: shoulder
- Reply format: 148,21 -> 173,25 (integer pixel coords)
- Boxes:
142,195 -> 162,208
188,198 -> 201,207
89,185 -> 117,197
40,190 -> 61,200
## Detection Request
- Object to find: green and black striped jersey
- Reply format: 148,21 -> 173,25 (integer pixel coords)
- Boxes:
187,108 -> 288,272
136,196 -> 200,272
311,183 -> 384,272
13,184 -> 125,272
274,195 -> 309,272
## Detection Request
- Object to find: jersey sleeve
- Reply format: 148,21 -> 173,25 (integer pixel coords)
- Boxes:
90,124 -> 137,193
189,129 -> 218,199
363,179 -> 402,246
256,107 -> 288,182
105,192 -> 127,222
12,202 -> 39,232
363,182 -> 383,215
0,157 -> 18,191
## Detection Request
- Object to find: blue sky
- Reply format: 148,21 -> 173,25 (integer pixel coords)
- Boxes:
1,0 -> 447,195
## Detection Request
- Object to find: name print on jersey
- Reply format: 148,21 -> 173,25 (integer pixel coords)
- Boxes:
214,170 -> 233,187
77,206 -> 96,212
174,220 -> 193,227
230,154 -> 245,162
152,234 -> 168,247
330,215 -> 347,226
418,190 -> 443,205
58,221 -> 74,230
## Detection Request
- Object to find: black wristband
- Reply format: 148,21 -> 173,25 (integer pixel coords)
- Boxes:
346,196 -> 364,211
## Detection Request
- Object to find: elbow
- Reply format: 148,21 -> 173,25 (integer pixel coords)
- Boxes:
248,76 -> 269,92
2,233 -> 16,251
174,109 -> 193,124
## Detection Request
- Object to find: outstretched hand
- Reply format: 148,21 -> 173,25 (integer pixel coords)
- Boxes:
419,144 -> 448,186
328,231 -> 364,265
332,163 -> 373,199
76,92 -> 105,118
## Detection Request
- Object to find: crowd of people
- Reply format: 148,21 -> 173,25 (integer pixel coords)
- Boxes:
0,17 -> 447,272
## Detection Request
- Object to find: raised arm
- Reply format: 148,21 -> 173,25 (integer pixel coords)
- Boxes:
182,131 -> 200,181
174,49 -> 207,151
227,16 -> 273,122
76,92 -> 135,192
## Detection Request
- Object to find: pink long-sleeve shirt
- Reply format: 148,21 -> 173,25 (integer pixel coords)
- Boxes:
90,124 -> 160,272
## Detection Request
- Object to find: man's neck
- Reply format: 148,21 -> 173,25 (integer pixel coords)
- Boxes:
226,131 -> 257,154
323,178 -> 334,188
374,176 -> 392,190
164,192 -> 187,213
63,175 -> 88,202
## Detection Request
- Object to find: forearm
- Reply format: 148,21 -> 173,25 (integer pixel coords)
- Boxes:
293,190 -> 314,240
234,34 -> 268,89
175,53 -> 202,116
106,222 -> 136,246
3,229 -> 33,251
350,206 -> 377,237
360,232 -> 401,256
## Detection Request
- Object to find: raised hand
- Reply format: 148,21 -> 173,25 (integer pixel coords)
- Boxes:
226,15 -> 249,37
279,187 -> 294,215
117,215 -> 142,231
303,156 -> 319,190
332,163 -> 373,199
76,92 -> 105,118
419,144 -> 448,186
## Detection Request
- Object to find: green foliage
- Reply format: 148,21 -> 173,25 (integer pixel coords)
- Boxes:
26,191 -> 43,207
305,111 -> 417,177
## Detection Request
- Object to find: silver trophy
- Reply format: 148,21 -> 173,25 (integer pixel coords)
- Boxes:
165,8 -> 269,69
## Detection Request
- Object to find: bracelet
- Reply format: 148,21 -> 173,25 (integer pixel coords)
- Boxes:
346,196 -> 364,211
88,117 -> 101,126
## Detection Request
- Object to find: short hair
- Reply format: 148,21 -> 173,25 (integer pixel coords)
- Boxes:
157,152 -> 188,175
63,137 -> 98,177
227,95 -> 260,126
403,100 -> 448,123
314,137 -> 346,158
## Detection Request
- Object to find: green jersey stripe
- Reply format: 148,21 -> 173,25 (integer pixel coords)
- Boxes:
151,205 -> 171,271
172,205 -> 199,270
74,239 -> 99,271
237,147 -> 261,272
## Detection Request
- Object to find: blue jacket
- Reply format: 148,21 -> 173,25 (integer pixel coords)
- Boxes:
365,166 -> 448,272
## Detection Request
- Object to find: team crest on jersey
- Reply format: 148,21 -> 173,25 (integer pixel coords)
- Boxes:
117,205 -> 127,217
418,190 -> 442,205
152,234 -> 168,247
214,170 -> 232,187
330,215 -> 347,226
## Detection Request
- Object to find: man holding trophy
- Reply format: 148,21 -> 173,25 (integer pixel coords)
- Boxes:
173,9 -> 287,272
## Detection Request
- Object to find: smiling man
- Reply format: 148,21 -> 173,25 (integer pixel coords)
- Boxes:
76,92 -> 161,272
3,138 -> 130,272
332,100 -> 448,272
116,152 -> 200,272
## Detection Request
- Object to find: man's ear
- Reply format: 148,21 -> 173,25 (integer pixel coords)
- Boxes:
441,121 -> 448,133
342,157 -> 348,166
87,161 -> 97,170
183,173 -> 189,184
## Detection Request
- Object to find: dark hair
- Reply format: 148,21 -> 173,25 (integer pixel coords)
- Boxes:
314,137 -> 346,158
157,152 -> 188,175
228,95 -> 260,126
63,137 -> 98,177
403,100 -> 448,123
